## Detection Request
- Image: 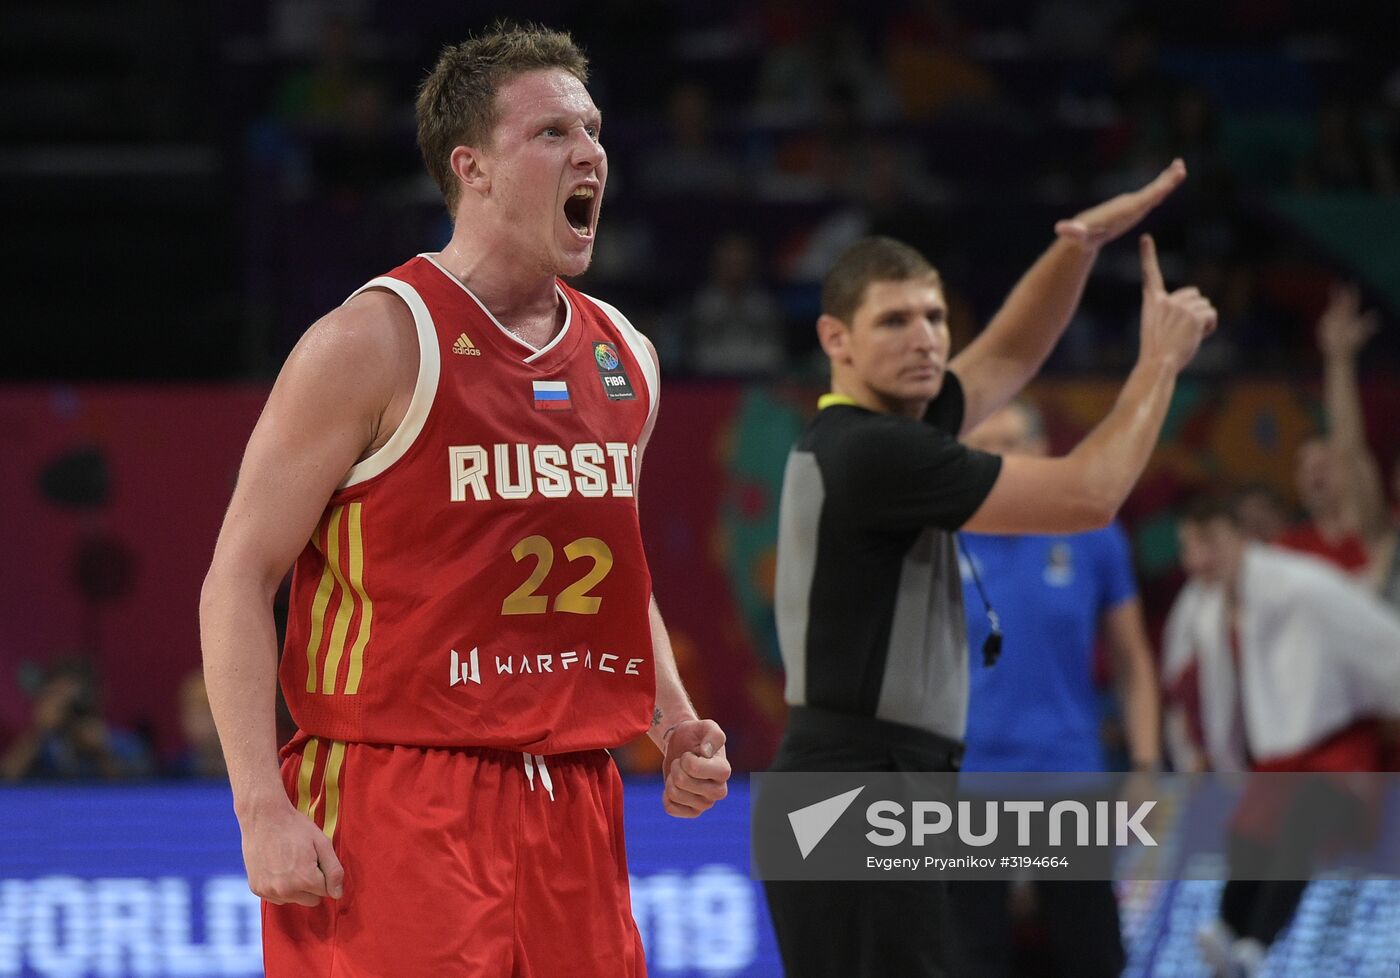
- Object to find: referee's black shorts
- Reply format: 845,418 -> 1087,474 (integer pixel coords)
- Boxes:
762,707 -> 963,978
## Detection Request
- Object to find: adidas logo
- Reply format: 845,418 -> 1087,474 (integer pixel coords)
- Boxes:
453,333 -> 481,356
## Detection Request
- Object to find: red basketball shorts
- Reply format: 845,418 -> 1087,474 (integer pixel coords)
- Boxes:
262,733 -> 647,977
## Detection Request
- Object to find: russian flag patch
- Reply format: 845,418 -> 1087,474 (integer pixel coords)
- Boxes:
532,379 -> 571,411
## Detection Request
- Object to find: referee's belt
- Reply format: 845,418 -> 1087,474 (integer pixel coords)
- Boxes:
781,705 -> 965,772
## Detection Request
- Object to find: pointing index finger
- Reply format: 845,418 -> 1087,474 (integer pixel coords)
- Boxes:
1140,234 -> 1165,295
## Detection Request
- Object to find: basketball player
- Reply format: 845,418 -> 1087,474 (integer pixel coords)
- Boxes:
200,24 -> 729,977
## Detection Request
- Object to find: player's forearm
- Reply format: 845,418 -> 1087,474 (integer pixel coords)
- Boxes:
1067,357 -> 1178,521
199,568 -> 289,817
977,237 -> 1097,383
646,597 -> 697,750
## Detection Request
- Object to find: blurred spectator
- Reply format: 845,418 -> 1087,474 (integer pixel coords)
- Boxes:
1277,286 -> 1387,576
759,82 -> 870,202
1231,482 -> 1289,543
1164,87 -> 1236,216
1295,98 -> 1396,194
753,11 -> 896,124
1379,451 -> 1400,610
1164,497 -> 1400,774
1162,497 -> 1400,977
306,77 -> 416,201
686,233 -> 787,376
1277,441 -> 1370,574
879,0 -> 997,120
782,139 -> 946,282
0,659 -> 152,781
272,15 -> 369,131
261,14 -> 419,203
1311,284 -> 1400,609
1101,18 -> 1176,160
641,83 -> 743,197
165,671 -> 229,779
1032,0 -> 1123,58
1392,453 -> 1400,517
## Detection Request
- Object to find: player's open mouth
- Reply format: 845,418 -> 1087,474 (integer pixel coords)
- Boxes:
564,185 -> 596,238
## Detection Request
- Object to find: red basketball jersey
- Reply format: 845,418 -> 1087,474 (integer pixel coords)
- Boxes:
280,254 -> 659,753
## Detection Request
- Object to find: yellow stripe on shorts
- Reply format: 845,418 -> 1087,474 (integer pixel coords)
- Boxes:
319,741 -> 348,841
296,737 -> 321,819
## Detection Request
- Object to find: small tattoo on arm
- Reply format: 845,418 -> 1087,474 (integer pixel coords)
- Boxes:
652,708 -> 663,727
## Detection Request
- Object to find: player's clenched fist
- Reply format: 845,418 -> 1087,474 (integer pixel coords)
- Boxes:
239,801 -> 345,906
1137,234 -> 1218,373
660,718 -> 732,818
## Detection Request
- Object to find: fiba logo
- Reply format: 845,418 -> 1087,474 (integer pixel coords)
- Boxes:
594,342 -> 620,371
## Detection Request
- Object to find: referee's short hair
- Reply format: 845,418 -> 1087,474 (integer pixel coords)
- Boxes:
822,237 -> 943,325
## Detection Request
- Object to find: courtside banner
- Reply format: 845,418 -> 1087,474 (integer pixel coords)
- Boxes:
751,772 -> 1400,881
0,781 -> 781,978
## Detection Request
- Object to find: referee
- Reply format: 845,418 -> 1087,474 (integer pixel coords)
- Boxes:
764,164 -> 1217,977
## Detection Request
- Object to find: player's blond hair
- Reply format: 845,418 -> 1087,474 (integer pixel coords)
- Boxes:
416,21 -> 589,214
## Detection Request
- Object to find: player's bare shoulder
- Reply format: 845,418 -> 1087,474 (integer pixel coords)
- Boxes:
278,289 -> 421,460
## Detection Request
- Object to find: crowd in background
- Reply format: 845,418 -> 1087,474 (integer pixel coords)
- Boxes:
234,0 -> 1400,380
6,0 -> 1397,381
1158,283 -> 1400,771
1,662 -> 226,781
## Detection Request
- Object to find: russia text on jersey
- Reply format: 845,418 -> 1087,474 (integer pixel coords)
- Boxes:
449,441 -> 638,501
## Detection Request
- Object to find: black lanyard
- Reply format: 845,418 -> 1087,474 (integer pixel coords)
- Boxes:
957,535 -> 1003,668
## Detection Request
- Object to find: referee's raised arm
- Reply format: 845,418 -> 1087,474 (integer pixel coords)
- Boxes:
961,233 -> 1216,535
